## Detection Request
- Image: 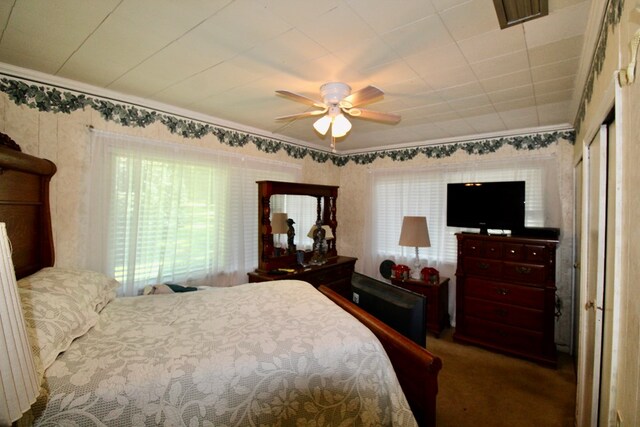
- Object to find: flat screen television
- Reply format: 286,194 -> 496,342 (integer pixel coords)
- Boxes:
447,181 -> 525,234
351,272 -> 426,347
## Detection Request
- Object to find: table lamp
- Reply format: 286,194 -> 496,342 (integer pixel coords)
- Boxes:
398,216 -> 431,279
0,223 -> 40,425
307,222 -> 334,265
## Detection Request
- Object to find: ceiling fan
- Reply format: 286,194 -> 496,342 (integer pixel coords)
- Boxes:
275,82 -> 401,150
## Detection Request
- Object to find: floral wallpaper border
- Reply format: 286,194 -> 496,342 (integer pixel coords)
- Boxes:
574,0 -> 624,134
0,75 -> 574,167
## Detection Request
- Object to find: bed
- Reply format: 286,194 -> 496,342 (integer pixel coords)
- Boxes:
0,133 -> 441,426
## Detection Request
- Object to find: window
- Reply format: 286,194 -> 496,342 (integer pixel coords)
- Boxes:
88,131 -> 300,296
365,155 -> 560,277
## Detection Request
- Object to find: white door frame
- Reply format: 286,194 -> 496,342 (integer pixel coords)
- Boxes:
574,72 -> 624,425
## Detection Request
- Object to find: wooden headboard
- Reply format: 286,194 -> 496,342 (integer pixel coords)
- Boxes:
0,133 -> 57,279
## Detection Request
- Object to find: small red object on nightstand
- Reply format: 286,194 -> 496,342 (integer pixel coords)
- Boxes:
392,264 -> 411,280
421,267 -> 439,284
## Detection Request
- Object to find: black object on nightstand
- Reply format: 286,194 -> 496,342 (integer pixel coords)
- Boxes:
390,276 -> 450,337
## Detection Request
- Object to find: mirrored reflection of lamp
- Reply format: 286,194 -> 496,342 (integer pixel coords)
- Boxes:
0,223 -> 40,425
398,216 -> 431,279
271,212 -> 288,256
307,222 -> 334,265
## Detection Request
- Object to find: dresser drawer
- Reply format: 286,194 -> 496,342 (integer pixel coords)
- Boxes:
462,239 -> 503,259
462,239 -> 484,257
300,263 -> 353,286
464,257 -> 502,277
502,262 -> 547,285
483,240 -> 503,259
465,277 -> 545,308
525,245 -> 548,263
465,316 -> 544,355
465,297 -> 544,330
504,243 -> 524,261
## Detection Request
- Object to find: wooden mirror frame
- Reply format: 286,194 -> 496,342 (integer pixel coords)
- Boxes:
257,181 -> 338,272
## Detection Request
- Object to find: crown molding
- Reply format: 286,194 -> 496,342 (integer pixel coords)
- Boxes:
340,124 -> 574,155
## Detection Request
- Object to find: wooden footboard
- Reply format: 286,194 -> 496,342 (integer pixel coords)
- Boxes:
318,285 -> 442,427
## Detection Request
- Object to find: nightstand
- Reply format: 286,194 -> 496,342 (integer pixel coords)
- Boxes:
390,276 -> 450,337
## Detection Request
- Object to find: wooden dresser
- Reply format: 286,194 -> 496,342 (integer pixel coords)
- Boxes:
248,256 -> 357,298
454,233 -> 558,366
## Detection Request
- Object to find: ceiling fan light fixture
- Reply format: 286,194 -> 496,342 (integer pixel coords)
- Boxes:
313,115 -> 332,135
320,82 -> 351,105
331,114 -> 352,138
276,82 -> 399,148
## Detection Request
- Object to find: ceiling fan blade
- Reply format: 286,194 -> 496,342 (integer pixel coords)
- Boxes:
276,90 -> 326,108
346,108 -> 401,124
340,85 -> 384,108
275,109 -> 327,121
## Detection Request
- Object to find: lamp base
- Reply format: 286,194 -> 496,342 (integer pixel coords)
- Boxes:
412,246 -> 422,279
411,264 -> 422,279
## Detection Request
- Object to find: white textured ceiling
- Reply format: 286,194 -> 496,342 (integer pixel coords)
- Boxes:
0,0 -> 590,152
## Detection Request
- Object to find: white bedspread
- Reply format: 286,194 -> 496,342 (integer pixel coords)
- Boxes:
30,280 -> 417,426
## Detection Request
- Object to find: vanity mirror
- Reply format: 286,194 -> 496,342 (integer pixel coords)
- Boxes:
257,181 -> 338,272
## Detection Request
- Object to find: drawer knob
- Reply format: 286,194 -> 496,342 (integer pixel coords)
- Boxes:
477,262 -> 490,270
515,266 -> 532,275
496,287 -> 510,295
510,249 -> 516,254
532,251 -> 537,256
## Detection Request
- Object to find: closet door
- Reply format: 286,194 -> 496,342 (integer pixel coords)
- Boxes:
576,124 -> 608,427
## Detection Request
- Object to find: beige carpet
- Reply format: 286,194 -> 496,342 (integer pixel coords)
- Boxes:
426,329 -> 576,427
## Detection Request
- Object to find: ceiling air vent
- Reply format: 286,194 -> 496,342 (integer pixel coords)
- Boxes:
493,0 -> 548,29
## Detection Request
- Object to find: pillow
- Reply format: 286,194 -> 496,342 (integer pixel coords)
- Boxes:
18,267 -> 119,313
18,288 -> 99,381
17,268 -> 120,382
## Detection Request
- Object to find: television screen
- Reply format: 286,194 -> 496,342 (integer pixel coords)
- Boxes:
446,181 -> 525,234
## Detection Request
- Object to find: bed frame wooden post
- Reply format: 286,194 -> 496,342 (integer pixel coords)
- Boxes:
319,285 -> 442,427
0,135 -> 57,279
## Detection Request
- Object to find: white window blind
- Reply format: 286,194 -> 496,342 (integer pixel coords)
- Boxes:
365,155 -> 560,278
88,131 -> 301,296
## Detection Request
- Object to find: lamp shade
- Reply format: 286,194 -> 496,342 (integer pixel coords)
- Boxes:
313,115 -> 332,135
307,225 -> 334,240
271,213 -> 289,234
331,114 -> 352,138
398,216 -> 431,248
0,223 -> 39,425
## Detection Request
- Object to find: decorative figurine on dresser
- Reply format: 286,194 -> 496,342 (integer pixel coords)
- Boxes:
453,232 -> 559,366
286,218 -> 296,254
248,181 -> 356,298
